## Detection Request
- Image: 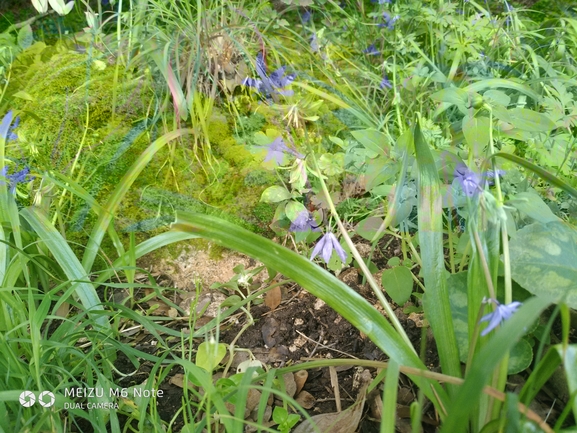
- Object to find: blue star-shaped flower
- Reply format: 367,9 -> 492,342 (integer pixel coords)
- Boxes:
454,164 -> 482,197
290,210 -> 320,233
310,232 -> 347,264
242,52 -> 295,98
480,300 -> 522,336
1,166 -> 35,194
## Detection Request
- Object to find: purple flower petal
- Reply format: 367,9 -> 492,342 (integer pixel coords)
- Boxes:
480,300 -> 522,336
310,232 -> 347,264
363,44 -> 380,56
380,74 -> 392,89
290,210 -> 320,232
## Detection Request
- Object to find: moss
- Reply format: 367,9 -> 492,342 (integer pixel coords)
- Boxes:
6,42 -> 280,273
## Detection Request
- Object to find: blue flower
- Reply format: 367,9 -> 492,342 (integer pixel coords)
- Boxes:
378,12 -> 399,29
257,136 -> 303,166
480,300 -> 522,336
0,110 -> 20,142
454,164 -> 482,197
371,0 -> 392,3
242,52 -> 295,97
310,232 -> 347,264
380,74 -> 392,89
363,44 -> 380,56
453,164 -> 505,196
1,166 -> 35,194
290,210 -> 320,232
300,9 -> 312,24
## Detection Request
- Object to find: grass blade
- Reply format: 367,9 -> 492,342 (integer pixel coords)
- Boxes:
20,207 -> 109,330
413,116 -> 462,388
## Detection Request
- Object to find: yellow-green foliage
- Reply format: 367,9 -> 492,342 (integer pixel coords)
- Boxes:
4,42 -> 281,268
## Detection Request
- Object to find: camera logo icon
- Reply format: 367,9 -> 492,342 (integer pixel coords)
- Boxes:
19,391 -> 56,408
38,391 -> 56,407
19,391 -> 35,407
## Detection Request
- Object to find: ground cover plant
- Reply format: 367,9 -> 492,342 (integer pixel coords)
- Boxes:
1,0 -> 577,432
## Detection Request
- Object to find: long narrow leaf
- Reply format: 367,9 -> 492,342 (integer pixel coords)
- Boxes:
172,212 -> 449,408
20,207 -> 108,330
413,117 -> 462,388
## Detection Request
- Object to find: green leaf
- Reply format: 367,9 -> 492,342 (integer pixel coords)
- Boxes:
382,266 -> 414,306
350,129 -> 390,157
430,87 -> 471,106
462,115 -> 491,158
508,339 -> 533,375
447,272 -> 470,363
17,24 -> 33,49
507,191 -> 559,223
318,153 -> 345,176
355,216 -> 385,241
12,90 -> 34,101
440,298 -> 549,433
490,152 -> 577,200
20,207 -> 108,330
507,108 -> 556,132
509,221 -> 577,309
285,201 -> 307,221
555,344 -> 577,421
483,90 -> 510,107
260,186 -> 292,203
196,341 -> 227,372
413,117 -> 462,386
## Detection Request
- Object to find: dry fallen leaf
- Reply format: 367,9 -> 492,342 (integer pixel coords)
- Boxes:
293,369 -> 372,433
294,370 -> 308,395
295,390 -> 315,409
264,286 -> 282,311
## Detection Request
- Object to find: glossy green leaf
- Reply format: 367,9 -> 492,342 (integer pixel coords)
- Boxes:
509,221 -> 577,309
261,186 -> 292,203
381,266 -> 413,306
